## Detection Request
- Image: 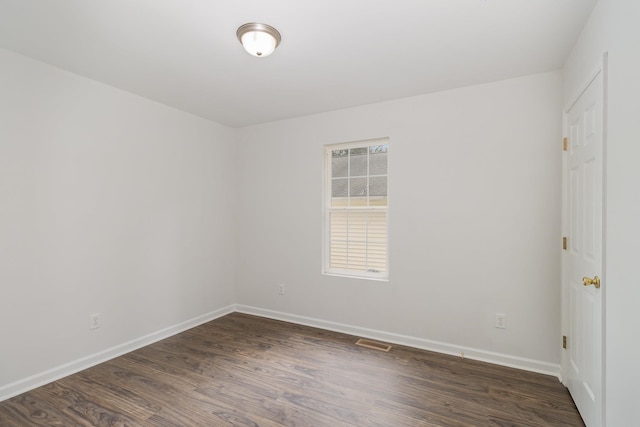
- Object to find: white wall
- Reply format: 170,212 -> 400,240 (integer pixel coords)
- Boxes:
236,71 -> 563,371
0,49 -> 236,396
0,43 -> 578,405
563,1 -> 640,424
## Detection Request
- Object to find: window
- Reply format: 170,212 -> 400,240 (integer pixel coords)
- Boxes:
324,139 -> 388,280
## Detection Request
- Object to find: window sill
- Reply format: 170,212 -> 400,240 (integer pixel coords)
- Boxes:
322,271 -> 389,282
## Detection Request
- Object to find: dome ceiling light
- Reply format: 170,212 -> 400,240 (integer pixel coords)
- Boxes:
236,23 -> 281,58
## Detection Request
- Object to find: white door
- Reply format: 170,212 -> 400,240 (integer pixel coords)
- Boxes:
563,65 -> 604,427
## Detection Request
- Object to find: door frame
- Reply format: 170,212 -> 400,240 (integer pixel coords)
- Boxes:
561,52 -> 608,426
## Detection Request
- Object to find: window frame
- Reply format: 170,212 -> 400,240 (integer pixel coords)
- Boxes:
322,138 -> 389,281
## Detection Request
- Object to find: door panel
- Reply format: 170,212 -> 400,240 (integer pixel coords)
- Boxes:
564,67 -> 604,427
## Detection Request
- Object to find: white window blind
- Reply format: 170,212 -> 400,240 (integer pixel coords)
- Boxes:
324,139 -> 388,279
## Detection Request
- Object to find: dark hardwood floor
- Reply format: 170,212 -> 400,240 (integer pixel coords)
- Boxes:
0,313 -> 584,426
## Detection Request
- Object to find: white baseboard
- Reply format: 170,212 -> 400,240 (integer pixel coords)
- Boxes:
1,303 -> 561,403
0,305 -> 235,402
236,305 -> 562,379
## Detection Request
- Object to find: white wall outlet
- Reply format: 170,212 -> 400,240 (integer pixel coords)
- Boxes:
278,283 -> 285,295
495,313 -> 506,329
89,313 -> 101,330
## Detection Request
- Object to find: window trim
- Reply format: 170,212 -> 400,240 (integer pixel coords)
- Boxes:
322,138 -> 389,281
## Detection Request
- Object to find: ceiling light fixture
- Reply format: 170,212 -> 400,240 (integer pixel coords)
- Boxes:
236,23 -> 281,57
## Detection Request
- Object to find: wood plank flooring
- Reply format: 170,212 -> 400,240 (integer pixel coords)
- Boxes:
0,313 -> 585,426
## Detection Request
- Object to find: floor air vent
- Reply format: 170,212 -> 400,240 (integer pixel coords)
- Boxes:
355,338 -> 392,352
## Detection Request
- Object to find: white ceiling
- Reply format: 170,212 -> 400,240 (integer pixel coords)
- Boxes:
0,0 -> 596,128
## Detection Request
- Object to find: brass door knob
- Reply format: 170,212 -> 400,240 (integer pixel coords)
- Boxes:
582,276 -> 601,289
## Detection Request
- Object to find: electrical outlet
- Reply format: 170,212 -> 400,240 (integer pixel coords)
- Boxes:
495,313 -> 506,329
89,313 -> 101,330
278,284 -> 285,295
